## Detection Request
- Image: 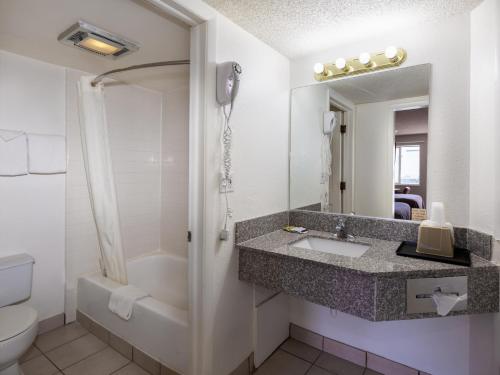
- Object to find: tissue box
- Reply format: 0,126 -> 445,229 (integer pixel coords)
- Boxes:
417,222 -> 454,258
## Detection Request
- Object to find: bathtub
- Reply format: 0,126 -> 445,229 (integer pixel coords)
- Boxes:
77,253 -> 188,374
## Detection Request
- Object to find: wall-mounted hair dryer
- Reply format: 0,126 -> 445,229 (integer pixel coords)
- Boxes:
323,111 -> 338,135
216,62 -> 242,106
216,61 -> 242,241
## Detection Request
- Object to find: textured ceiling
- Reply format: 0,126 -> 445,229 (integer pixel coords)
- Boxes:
204,0 -> 482,58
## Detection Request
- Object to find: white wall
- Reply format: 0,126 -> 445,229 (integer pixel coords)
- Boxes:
469,0 -> 497,236
201,14 -> 290,375
291,14 -> 471,228
470,0 -> 499,237
470,1 -> 500,373
0,50 -> 66,321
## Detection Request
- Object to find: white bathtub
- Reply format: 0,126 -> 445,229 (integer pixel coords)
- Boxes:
77,253 -> 188,374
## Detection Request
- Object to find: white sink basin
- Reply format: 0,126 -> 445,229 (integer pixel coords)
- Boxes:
292,237 -> 370,258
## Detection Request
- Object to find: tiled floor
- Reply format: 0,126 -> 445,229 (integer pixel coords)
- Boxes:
255,339 -> 382,375
20,322 -> 151,375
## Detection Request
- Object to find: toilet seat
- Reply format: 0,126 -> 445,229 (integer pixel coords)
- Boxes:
0,306 -> 38,342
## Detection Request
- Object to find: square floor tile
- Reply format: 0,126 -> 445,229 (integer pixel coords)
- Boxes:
306,366 -> 332,375
20,354 -> 59,375
364,369 -> 383,375
315,352 -> 365,375
35,323 -> 88,352
63,347 -> 129,375
20,345 -> 42,363
112,362 -> 150,375
45,334 -> 107,369
281,339 -> 321,363
255,350 -> 311,375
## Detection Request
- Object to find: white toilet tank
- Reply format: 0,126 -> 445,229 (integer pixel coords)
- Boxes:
0,253 -> 35,308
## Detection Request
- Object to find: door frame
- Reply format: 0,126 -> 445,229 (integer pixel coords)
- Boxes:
141,1 -> 214,374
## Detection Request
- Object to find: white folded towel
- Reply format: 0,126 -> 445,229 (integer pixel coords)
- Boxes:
108,285 -> 149,320
0,129 -> 28,176
27,134 -> 66,174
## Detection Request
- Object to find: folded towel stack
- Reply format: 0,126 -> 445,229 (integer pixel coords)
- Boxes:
0,129 -> 66,177
0,130 -> 28,176
108,285 -> 149,320
28,134 -> 66,174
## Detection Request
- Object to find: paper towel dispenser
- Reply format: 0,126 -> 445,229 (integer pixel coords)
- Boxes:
407,276 -> 467,315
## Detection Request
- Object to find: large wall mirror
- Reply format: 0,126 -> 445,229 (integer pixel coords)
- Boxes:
290,64 -> 431,220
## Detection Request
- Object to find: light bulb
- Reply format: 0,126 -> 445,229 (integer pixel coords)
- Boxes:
335,57 -> 347,70
359,52 -> 371,66
314,63 -> 325,74
385,46 -> 398,61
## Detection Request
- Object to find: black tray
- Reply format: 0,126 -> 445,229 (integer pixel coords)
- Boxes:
396,241 -> 471,267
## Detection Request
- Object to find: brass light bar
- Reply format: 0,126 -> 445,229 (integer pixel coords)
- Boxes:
314,47 -> 407,82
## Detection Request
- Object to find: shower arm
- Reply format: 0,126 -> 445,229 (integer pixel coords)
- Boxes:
91,59 -> 190,87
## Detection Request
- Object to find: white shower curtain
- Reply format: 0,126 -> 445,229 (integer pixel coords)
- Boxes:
77,76 -> 128,285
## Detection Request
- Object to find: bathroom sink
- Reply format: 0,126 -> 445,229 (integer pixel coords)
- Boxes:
292,237 -> 370,258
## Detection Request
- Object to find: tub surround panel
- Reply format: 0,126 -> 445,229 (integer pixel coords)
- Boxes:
237,211 -> 499,321
289,210 -> 493,260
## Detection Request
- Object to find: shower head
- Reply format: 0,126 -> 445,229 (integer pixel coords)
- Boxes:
58,20 -> 140,59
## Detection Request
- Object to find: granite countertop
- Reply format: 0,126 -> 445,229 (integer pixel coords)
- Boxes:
236,211 -> 499,320
237,229 -> 497,278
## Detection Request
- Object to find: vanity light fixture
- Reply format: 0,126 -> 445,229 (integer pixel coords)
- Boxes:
335,57 -> 348,71
385,46 -> 399,61
314,63 -> 326,74
359,52 -> 372,67
314,47 -> 407,82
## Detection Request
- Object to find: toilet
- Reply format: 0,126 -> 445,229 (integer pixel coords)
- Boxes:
0,253 -> 38,375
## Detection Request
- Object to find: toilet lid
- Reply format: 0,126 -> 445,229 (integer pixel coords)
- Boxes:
0,305 -> 38,342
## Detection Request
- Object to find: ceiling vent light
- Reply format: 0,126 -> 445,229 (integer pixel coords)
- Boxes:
58,20 -> 139,59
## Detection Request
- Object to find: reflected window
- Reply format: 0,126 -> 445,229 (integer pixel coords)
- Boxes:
394,144 -> 420,185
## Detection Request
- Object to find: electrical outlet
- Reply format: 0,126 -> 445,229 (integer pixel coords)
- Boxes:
220,177 -> 234,193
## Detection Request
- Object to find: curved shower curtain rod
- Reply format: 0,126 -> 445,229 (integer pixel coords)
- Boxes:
91,59 -> 190,87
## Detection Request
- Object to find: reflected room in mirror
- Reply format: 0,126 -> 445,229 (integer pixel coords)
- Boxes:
290,64 -> 430,221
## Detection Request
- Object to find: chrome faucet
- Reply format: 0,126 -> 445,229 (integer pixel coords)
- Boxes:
334,217 -> 353,240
